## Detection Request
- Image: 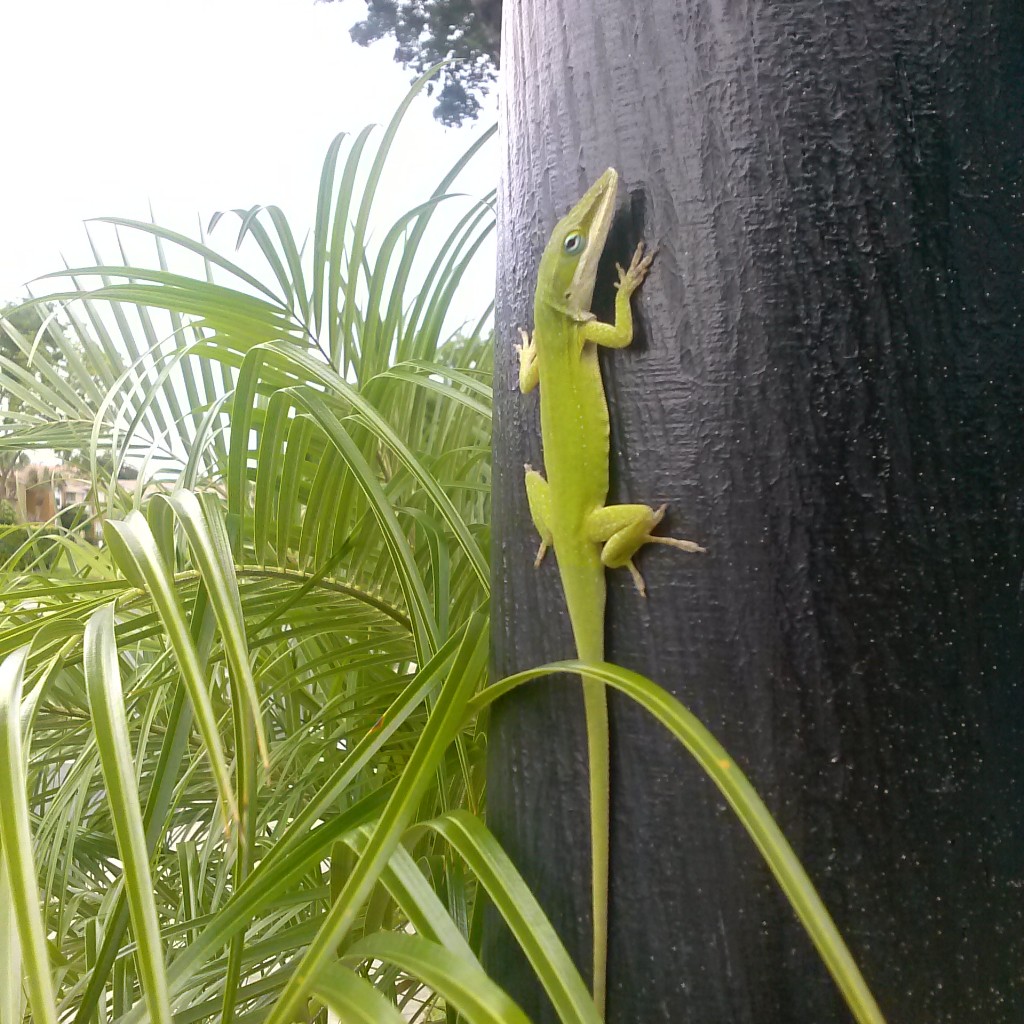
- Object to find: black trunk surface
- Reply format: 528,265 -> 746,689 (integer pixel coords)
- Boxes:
488,1 -> 1024,1021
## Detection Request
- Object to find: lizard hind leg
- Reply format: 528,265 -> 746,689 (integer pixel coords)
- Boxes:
524,465 -> 554,567
587,501 -> 705,596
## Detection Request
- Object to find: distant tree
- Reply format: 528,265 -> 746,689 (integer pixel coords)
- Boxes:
0,302 -> 77,416
325,0 -> 501,126
0,450 -> 28,502
1,301 -> 124,471
62,450 -> 139,480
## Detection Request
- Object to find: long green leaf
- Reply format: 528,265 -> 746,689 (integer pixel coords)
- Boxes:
0,649 -> 58,1024
425,811 -> 600,1024
103,513 -> 239,829
0,852 -> 24,1024
347,931 -> 530,1024
312,966 -> 406,1024
83,604 -> 173,1024
468,661 -> 888,1024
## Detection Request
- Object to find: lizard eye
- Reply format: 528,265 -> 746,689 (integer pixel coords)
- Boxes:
563,231 -> 585,255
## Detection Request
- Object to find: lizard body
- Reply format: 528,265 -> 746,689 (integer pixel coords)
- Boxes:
517,168 -> 704,1018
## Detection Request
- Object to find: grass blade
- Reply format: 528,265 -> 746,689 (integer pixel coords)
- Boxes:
347,931 -> 530,1024
103,513 -> 240,829
426,811 -> 600,1024
83,604 -> 173,1024
0,648 -> 58,1024
312,966 -> 406,1024
468,661 -> 888,1024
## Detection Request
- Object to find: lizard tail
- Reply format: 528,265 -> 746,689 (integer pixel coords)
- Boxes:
582,678 -> 609,1018
559,553 -> 610,1017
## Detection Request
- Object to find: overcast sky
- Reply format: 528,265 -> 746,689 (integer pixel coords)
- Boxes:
0,0 -> 498,318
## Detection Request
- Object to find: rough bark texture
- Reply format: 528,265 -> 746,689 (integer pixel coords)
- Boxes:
488,1 -> 1024,1022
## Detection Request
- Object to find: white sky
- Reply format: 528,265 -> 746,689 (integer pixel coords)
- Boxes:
0,0 -> 498,318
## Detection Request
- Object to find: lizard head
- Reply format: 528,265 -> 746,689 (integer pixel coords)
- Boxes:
537,167 -> 619,318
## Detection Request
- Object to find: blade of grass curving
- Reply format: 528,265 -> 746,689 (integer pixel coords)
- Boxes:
270,345 -> 487,587
253,390 -> 292,564
146,491 -> 176,568
275,412 -> 315,561
181,393 -> 231,490
311,966 -> 407,1024
88,218 -> 284,302
112,226 -> 190,443
149,211 -> 210,450
83,603 -> 173,1024
358,196 -> 460,382
339,65 -> 445,378
375,362 -> 492,421
0,648 -> 58,1024
297,443 -> 343,569
312,132 -> 347,338
156,491 -> 269,768
119,785 -> 394,1024
106,335 -> 203,495
468,661 -> 888,1024
345,830 -> 477,961
62,270 -> 130,384
34,293 -> 112,407
262,607 -> 487,1024
377,124 -> 496,357
0,852 -> 23,1024
346,932 -> 530,1024
327,123 -> 376,367
69,666 -> 199,1024
266,206 -> 310,326
255,625 -> 469,878
289,387 -> 437,659
416,210 -> 495,361
102,512 -> 239,829
425,811 -> 600,1024
399,195 -> 494,365
84,227 -> 175,446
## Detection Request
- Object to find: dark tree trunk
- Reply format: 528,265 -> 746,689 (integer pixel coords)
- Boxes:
487,1 -> 1024,1022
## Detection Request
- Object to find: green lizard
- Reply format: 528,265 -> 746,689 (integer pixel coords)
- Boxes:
516,168 -> 705,1017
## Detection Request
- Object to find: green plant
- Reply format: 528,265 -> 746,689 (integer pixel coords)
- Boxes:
0,73 -> 884,1024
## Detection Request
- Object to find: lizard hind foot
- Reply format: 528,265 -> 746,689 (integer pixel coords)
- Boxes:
649,503 -> 705,553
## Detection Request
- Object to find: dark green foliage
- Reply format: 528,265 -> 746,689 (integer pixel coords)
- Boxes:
0,451 -> 27,502
1,302 -> 77,416
342,0 -> 500,125
0,522 -> 60,569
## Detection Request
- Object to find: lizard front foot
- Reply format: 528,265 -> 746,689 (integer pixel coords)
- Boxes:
516,327 -> 539,392
614,241 -> 657,298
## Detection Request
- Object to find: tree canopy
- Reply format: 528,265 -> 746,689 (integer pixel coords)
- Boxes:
329,0 -> 501,125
